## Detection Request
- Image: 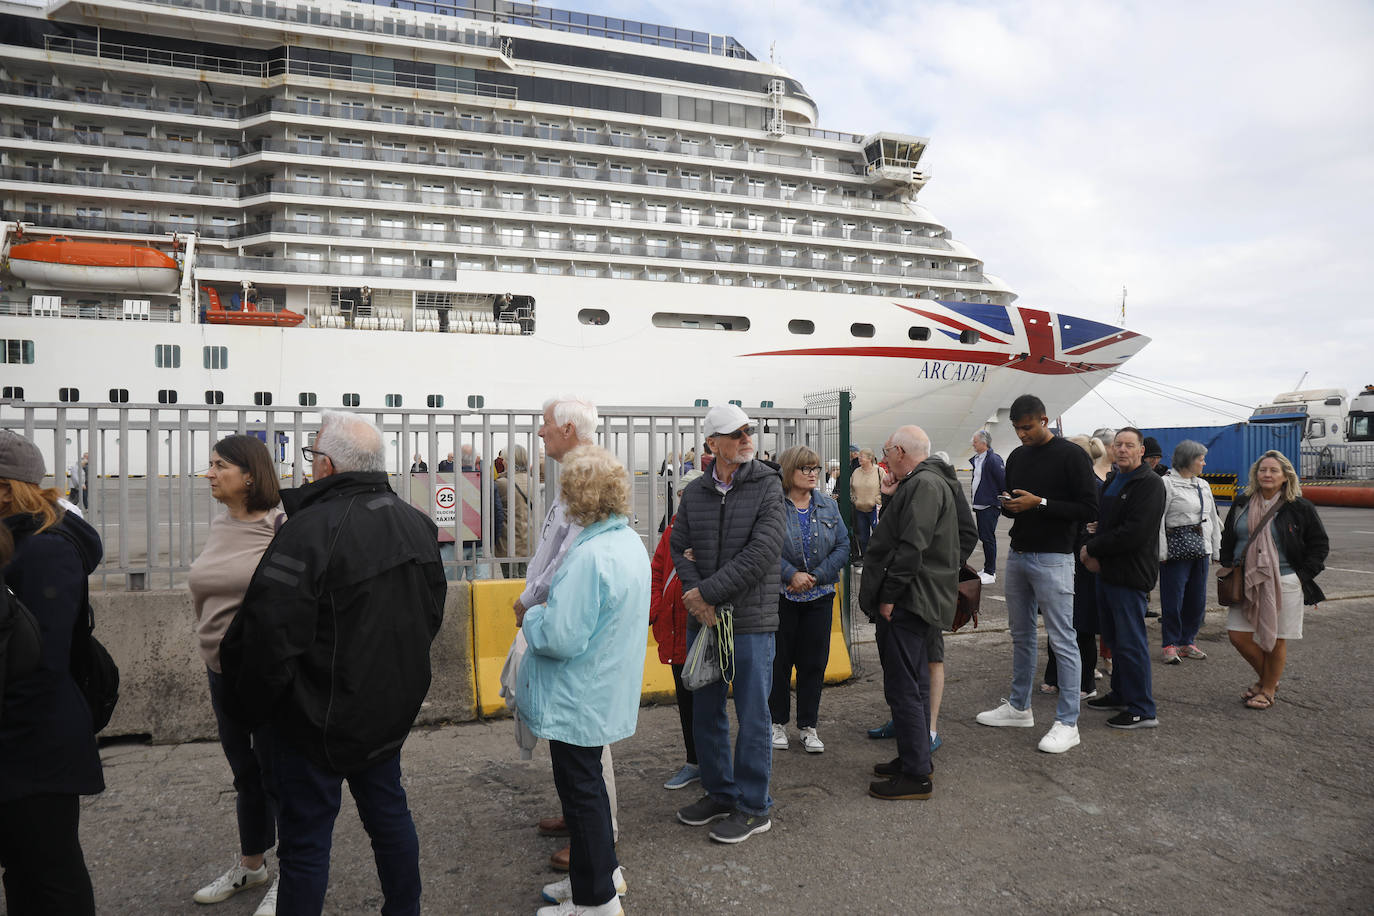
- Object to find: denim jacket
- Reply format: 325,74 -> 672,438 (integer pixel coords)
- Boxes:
780,488 -> 850,591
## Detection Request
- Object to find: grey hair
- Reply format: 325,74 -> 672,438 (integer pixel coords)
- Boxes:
973,429 -> 993,447
508,443 -> 529,471
543,395 -> 599,444
1172,439 -> 1207,472
316,410 -> 387,472
1092,428 -> 1116,448
891,425 -> 931,459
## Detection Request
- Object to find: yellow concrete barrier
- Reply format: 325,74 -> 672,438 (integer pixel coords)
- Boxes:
824,589 -> 853,683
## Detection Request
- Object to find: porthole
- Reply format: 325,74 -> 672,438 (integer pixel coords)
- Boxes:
909,327 -> 930,341
578,309 -> 610,326
108,388 -> 129,403
850,323 -> 875,338
204,389 -> 225,405
960,329 -> 981,344
157,389 -> 178,404
788,319 -> 815,335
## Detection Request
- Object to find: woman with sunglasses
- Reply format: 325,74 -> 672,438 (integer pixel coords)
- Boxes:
770,445 -> 850,753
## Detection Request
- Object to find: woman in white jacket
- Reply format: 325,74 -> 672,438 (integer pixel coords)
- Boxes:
1157,440 -> 1223,663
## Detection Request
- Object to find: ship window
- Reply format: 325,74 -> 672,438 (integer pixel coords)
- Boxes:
426,394 -> 445,408
2,339 -> 35,364
788,319 -> 815,335
157,389 -> 178,404
729,399 -> 742,407
467,395 -> 485,408
694,399 -> 709,407
203,346 -> 228,370
851,323 -> 876,338
909,327 -> 930,341
653,312 -> 750,332
59,388 -> 80,402
385,394 -> 403,408
578,309 -> 610,325
298,392 -> 317,407
108,389 -> 129,403
205,390 -> 224,405
155,344 -> 181,368
1,387 -> 22,399
959,329 -> 981,344
254,391 -> 273,406
760,400 -> 775,408
342,393 -> 360,407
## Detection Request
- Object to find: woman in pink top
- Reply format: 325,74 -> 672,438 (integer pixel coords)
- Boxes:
187,435 -> 283,915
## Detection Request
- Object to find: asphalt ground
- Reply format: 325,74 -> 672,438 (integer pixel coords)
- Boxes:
47,509 -> 1374,914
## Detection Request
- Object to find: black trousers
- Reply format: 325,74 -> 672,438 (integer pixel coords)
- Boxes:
1044,560 -> 1099,694
549,741 -> 617,907
875,616 -> 932,778
0,793 -> 95,916
769,594 -> 833,728
669,663 -> 697,765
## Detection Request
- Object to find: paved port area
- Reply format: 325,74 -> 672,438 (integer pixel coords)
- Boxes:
71,524 -> 1374,915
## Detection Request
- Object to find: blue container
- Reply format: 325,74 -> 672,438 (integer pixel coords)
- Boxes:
1140,422 -> 1302,500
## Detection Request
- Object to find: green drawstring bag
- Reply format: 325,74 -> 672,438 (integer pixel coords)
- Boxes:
682,603 -> 735,691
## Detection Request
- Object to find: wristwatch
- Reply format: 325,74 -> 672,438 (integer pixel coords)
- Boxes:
1038,497 -> 1048,509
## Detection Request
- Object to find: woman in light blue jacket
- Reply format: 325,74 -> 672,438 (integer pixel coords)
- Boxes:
770,444 -> 850,755
517,446 -> 649,916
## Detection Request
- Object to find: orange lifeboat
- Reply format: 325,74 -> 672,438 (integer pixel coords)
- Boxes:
6,238 -> 180,292
200,286 -> 306,328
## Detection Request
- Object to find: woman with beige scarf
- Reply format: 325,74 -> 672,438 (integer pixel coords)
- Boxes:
1217,451 -> 1328,710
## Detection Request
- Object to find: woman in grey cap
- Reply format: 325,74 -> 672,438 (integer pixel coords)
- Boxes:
0,430 -> 105,916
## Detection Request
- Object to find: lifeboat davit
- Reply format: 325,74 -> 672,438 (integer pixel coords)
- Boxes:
200,285 -> 305,327
6,238 -> 181,293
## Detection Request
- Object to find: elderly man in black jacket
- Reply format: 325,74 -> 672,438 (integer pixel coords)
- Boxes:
1082,427 -> 1167,729
222,411 -> 446,916
670,404 -> 785,845
859,425 -> 961,801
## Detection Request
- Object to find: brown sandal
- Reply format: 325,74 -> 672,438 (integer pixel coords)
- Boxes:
1242,682 -> 1263,700
1245,691 -> 1275,710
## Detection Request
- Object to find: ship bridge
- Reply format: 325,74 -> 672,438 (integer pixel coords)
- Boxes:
861,132 -> 930,193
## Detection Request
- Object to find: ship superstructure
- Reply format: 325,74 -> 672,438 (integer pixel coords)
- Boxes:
0,0 -> 1148,454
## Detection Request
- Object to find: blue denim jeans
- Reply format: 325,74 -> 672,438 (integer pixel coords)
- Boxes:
1005,550 -> 1080,725
687,628 -> 775,816
1097,581 -> 1156,718
853,507 -> 877,556
1159,556 -> 1210,647
261,732 -> 421,916
974,505 -> 1001,575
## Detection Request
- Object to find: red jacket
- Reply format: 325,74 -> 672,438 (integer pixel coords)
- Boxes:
650,519 -> 689,665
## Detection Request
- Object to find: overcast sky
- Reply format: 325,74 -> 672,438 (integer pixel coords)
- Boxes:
589,0 -> 1374,433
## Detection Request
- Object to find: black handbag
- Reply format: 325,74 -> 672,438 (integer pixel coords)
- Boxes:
1166,524 -> 1207,560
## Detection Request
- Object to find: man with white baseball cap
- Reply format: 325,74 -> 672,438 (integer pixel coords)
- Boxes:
669,404 -> 785,845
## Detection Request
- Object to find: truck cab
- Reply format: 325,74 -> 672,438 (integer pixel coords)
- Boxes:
1249,388 -> 1348,450
1347,385 -> 1374,443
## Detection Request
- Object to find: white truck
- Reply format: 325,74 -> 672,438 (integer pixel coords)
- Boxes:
1249,387 -> 1374,478
1249,388 -> 1349,448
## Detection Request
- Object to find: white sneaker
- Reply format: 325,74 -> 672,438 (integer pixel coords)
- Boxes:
800,726 -> 824,753
194,862 -> 269,904
536,897 -> 623,916
979,571 -> 996,585
975,699 -> 1034,727
1037,721 -> 1081,754
541,866 -> 627,905
252,878 -> 279,916
771,723 -> 789,749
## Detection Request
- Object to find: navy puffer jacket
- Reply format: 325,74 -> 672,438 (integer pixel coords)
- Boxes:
670,460 -> 785,634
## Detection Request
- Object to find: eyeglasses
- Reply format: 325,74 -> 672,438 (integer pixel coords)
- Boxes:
798,465 -> 823,474
301,447 -> 329,463
718,425 -> 756,440
882,444 -> 904,455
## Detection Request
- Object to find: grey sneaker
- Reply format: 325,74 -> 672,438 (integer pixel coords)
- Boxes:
708,811 -> 772,844
663,763 -> 700,790
1182,644 -> 1207,660
194,861 -> 269,904
676,794 -> 733,826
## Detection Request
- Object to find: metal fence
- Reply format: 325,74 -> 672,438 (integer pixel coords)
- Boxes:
1,400 -> 840,590
1300,443 -> 1374,481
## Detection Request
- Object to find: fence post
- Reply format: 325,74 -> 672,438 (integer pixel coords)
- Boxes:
837,390 -> 856,665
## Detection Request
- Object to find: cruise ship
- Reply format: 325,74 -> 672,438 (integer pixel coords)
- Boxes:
0,0 -> 1149,456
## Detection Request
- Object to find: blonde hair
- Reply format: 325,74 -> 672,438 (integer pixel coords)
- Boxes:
1069,434 -> 1105,461
1246,450 -> 1302,502
560,445 -> 632,527
858,447 -> 877,464
0,478 -> 64,533
778,444 -> 822,487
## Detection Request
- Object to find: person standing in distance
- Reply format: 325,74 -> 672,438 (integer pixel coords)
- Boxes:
969,430 -> 1006,585
515,397 -> 622,876
976,395 -> 1099,754
671,404 -> 785,845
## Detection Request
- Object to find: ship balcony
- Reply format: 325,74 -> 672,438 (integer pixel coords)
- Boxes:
48,0 -> 515,67
861,133 -> 930,192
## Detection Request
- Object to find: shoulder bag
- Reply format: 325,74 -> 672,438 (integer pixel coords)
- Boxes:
1166,482 -> 1208,561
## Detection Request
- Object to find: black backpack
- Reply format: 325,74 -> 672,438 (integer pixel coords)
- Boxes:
50,525 -> 120,734
1,582 -> 44,719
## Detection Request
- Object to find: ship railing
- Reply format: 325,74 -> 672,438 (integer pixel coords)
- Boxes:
44,35 -> 269,78
0,298 -> 180,322
0,166 -> 241,199
0,78 -> 241,120
3,124 -> 239,159
0,401 -> 838,589
1300,444 -> 1374,481
123,0 -> 506,54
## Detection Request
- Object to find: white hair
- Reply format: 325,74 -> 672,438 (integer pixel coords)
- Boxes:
892,425 -> 931,459
543,395 -> 599,444
973,429 -> 993,447
316,410 -> 387,472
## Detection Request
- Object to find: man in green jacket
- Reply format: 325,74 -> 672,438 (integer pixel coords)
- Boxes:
858,425 -> 960,801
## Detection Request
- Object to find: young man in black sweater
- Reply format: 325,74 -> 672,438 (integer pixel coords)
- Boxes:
975,395 -> 1099,754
